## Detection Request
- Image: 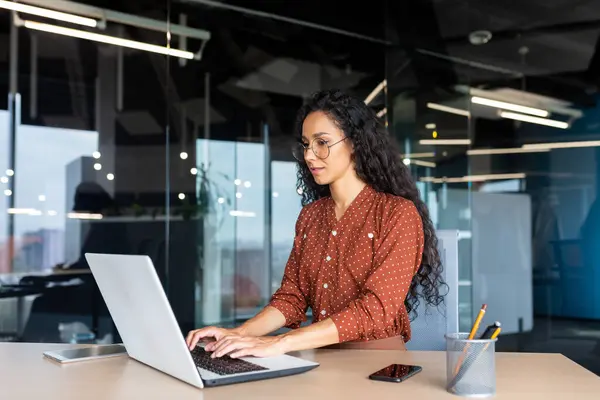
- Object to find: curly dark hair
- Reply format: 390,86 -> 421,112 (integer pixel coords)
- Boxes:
294,89 -> 447,320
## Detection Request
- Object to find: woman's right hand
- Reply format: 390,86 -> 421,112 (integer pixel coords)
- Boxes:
186,326 -> 244,350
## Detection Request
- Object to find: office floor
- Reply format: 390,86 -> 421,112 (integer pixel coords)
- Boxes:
496,317 -> 600,376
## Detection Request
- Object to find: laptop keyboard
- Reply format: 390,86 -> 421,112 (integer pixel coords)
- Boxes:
191,346 -> 268,376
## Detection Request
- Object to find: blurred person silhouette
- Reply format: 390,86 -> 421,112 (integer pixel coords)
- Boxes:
21,181 -> 129,342
55,181 -> 127,271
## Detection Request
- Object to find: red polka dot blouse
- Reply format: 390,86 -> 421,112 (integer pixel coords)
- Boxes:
268,184 -> 424,344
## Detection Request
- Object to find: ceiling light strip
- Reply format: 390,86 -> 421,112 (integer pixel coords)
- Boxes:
0,0 -> 97,27
21,20 -> 194,60
427,102 -> 470,117
471,96 -> 549,117
522,140 -> 600,150
400,152 -> 436,158
467,147 -> 550,155
407,159 -> 436,168
420,172 -> 526,184
22,0 -> 211,41
229,210 -> 256,218
68,212 -> 103,220
419,139 -> 471,145
500,111 -> 569,129
365,80 -> 387,105
7,208 -> 41,215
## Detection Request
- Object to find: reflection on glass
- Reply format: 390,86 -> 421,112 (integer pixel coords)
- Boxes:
0,110 -> 98,273
271,161 -> 302,293
0,112 -> 9,273
196,139 -> 268,324
194,139 -> 303,327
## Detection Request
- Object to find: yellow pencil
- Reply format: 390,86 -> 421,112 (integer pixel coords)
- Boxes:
469,304 -> 487,339
454,304 -> 487,376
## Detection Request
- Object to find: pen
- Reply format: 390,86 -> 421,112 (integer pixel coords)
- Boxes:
490,327 -> 501,340
479,321 -> 501,340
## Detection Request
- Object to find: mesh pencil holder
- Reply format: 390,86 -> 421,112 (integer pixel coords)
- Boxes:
445,332 -> 497,398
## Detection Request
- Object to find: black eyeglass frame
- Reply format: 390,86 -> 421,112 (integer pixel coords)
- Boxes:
292,137 -> 348,161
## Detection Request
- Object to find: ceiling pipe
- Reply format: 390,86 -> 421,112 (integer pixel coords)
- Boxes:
179,0 -> 389,45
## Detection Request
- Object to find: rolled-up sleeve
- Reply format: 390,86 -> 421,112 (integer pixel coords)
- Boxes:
267,208 -> 309,329
329,201 -> 424,342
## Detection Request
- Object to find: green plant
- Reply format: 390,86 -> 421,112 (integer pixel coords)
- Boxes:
195,162 -> 232,217
171,162 -> 231,222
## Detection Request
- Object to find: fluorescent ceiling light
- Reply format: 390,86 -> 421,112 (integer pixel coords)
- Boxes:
229,210 -> 256,218
21,20 -> 194,60
0,0 -> 97,27
427,103 -> 470,117
420,172 -> 525,184
68,212 -> 103,220
425,123 -> 436,129
466,86 -> 583,119
471,96 -> 549,117
522,140 -> 600,150
419,139 -> 471,145
400,152 -> 436,158
500,111 -> 569,129
365,80 -> 386,105
404,159 -> 436,168
376,108 -> 387,118
7,208 -> 41,215
467,147 -> 550,156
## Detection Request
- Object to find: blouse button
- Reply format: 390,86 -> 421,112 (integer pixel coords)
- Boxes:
368,232 -> 374,239
323,283 -> 328,289
332,230 -> 337,236
326,255 -> 331,261
303,234 -> 307,239
321,309 -> 326,316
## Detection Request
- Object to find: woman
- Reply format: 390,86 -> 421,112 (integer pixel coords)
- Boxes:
186,89 -> 446,358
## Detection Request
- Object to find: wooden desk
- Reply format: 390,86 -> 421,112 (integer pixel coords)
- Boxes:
2,343 -> 599,399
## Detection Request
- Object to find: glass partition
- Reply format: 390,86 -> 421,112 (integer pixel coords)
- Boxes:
167,0 -> 387,330
385,0 -> 600,374
0,2 -> 172,342
3,1 -> 598,378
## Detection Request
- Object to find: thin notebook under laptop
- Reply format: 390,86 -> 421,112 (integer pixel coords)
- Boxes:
81,253 -> 319,388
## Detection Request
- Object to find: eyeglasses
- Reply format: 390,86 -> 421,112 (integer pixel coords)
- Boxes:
292,137 -> 347,162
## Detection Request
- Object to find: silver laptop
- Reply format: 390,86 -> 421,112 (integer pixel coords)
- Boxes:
83,253 -> 319,388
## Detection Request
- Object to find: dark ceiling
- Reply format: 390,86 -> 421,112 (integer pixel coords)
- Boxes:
0,0 -> 598,156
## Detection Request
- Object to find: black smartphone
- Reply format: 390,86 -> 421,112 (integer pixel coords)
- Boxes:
368,364 -> 423,383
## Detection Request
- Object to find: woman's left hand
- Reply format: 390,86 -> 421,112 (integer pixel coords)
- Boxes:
208,335 -> 287,359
